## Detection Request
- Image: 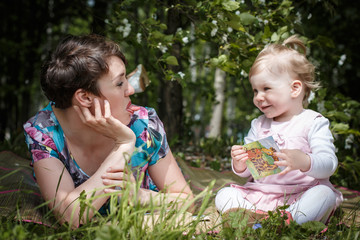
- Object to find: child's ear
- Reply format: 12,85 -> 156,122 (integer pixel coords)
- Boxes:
74,89 -> 93,107
291,80 -> 303,98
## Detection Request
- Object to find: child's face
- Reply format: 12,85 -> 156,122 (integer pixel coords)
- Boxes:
250,70 -> 302,122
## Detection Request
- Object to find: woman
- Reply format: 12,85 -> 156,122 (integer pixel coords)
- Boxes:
23,34 -> 193,227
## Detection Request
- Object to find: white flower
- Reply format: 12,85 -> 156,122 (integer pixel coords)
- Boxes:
116,21 -> 132,38
240,70 -> 248,77
211,28 -> 218,37
227,27 -> 233,33
212,20 -> 217,25
122,18 -> 129,24
178,71 -> 185,79
235,10 -> 240,15
182,36 -> 189,44
123,24 -> 131,38
136,33 -> 142,44
221,34 -> 228,43
157,43 -> 168,53
345,134 -> 354,149
338,54 -> 346,66
264,19 -> 269,24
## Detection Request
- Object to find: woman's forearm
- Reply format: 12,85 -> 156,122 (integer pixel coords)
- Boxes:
56,144 -> 134,227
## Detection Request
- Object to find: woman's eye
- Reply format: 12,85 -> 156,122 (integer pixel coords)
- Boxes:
117,82 -> 124,87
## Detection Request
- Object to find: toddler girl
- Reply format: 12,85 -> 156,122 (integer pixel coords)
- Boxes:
215,35 -> 343,224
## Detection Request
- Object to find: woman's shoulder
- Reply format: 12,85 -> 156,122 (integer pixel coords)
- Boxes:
24,103 -> 59,136
24,103 -> 57,130
129,106 -> 164,129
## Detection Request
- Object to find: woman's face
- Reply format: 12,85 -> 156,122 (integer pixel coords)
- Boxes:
96,56 -> 135,125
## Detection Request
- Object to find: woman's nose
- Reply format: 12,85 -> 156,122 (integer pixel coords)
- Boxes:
126,82 -> 135,96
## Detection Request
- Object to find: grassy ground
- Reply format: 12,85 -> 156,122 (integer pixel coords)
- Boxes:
0,151 -> 359,239
0,181 -> 359,240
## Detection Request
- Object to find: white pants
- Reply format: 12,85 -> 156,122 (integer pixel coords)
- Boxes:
215,185 -> 337,224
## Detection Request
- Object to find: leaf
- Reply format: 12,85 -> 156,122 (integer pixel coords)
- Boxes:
239,12 -> 257,25
222,0 -> 239,11
301,221 -> 327,232
165,56 -> 179,66
331,123 -> 349,133
271,32 -> 279,42
227,20 -> 246,32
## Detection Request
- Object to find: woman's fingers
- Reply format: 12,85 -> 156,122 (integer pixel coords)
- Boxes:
102,171 -> 125,180
104,99 -> 111,118
94,98 -> 102,120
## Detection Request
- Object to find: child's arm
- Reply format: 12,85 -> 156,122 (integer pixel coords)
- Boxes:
275,116 -> 337,178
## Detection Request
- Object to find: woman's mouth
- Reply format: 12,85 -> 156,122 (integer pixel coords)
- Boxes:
126,101 -> 140,114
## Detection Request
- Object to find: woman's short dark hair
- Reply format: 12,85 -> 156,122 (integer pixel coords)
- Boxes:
41,34 -> 127,109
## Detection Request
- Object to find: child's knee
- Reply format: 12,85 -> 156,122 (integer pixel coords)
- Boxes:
313,185 -> 336,205
215,187 -> 239,212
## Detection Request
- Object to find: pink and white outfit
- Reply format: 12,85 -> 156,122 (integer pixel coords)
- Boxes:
215,109 -> 343,224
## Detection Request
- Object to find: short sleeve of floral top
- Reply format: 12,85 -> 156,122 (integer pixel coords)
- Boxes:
23,102 -> 169,192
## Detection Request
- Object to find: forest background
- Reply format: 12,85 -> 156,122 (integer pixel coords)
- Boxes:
0,0 -> 359,191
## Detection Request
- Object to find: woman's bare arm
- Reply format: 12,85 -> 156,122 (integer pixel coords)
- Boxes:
34,144 -> 133,227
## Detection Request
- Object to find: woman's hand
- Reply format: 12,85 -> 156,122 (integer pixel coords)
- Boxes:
231,145 -> 249,173
102,165 -> 151,205
274,149 -> 311,175
73,98 -> 136,146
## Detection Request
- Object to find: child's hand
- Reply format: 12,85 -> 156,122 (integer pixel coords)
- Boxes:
231,145 -> 249,173
274,149 -> 311,175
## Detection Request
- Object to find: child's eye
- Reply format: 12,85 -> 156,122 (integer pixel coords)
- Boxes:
264,87 -> 270,91
253,89 -> 258,94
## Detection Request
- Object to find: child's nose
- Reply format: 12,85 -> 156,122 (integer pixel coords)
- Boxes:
255,92 -> 264,102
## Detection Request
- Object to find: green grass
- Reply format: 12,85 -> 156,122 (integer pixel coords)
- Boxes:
0,181 -> 359,240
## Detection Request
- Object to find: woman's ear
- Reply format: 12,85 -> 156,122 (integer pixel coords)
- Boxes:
74,89 -> 93,107
291,80 -> 303,98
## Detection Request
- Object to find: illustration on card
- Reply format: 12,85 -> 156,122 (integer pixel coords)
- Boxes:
244,136 -> 282,180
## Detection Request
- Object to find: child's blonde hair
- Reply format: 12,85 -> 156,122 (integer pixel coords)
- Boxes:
249,35 -> 320,107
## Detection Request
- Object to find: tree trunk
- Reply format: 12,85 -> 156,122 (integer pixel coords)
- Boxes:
91,0 -> 108,35
158,1 -> 183,143
208,68 -> 226,138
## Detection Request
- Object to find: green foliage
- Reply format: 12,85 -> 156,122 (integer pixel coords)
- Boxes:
309,89 -> 360,190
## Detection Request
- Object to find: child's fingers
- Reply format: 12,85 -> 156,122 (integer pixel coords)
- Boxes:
278,166 -> 291,175
232,152 -> 248,161
231,149 -> 246,158
231,145 -> 243,151
274,151 -> 287,160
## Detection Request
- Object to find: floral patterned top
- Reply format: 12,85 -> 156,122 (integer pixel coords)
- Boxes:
23,102 -> 169,192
